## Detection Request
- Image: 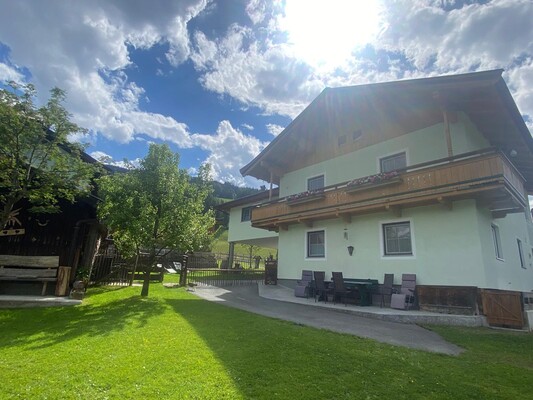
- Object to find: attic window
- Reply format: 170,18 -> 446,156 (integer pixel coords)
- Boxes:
353,129 -> 362,141
338,135 -> 347,146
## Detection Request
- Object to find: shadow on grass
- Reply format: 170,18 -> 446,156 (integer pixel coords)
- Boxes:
165,292 -> 533,400
0,286 -> 166,350
163,296 -> 396,400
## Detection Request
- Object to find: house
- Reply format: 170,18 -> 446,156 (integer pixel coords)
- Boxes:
0,151 -> 111,296
217,188 -> 279,267
227,70 -> 533,317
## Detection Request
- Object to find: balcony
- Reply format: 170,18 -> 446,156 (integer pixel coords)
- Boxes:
252,149 -> 528,231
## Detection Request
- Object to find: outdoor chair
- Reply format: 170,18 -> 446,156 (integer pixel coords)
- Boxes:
390,273 -> 416,310
378,273 -> 394,308
313,271 -> 332,303
294,269 -> 313,298
331,271 -> 353,306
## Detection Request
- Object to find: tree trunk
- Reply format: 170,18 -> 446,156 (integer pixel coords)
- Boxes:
141,269 -> 150,297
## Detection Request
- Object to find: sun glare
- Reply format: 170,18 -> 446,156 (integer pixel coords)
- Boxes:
280,0 -> 383,70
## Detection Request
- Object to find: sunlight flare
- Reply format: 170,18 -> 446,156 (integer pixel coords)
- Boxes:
280,0 -> 383,70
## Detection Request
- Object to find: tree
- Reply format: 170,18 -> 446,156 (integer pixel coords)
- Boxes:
97,143 -> 215,296
0,82 -> 96,228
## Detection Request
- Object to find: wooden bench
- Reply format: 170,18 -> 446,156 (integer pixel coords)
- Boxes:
0,255 -> 60,296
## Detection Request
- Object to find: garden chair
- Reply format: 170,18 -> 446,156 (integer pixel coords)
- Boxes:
331,271 -> 353,306
313,271 -> 331,303
294,269 -> 313,298
390,273 -> 416,310
378,273 -> 394,308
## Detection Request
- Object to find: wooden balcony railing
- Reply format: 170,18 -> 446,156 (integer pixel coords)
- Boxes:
252,149 -> 528,230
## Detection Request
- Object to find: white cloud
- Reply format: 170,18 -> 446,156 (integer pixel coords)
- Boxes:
266,123 -> 284,137
191,24 -> 323,118
0,63 -> 24,83
241,123 -> 254,131
90,150 -> 140,169
0,0 -> 207,145
246,0 -> 267,25
191,120 -> 266,186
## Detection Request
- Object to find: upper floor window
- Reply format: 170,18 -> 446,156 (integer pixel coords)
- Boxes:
380,152 -> 406,173
241,206 -> 253,222
491,224 -> 503,260
383,221 -> 412,256
307,175 -> 324,191
517,239 -> 525,268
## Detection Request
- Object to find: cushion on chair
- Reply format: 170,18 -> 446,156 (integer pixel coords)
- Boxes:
390,293 -> 407,309
294,285 -> 308,298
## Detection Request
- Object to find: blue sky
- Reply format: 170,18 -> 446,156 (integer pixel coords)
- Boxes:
0,0 -> 532,187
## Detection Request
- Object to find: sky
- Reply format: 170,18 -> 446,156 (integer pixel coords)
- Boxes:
0,0 -> 532,187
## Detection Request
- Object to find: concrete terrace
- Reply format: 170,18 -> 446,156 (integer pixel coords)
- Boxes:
194,282 -> 487,327
0,295 -> 82,308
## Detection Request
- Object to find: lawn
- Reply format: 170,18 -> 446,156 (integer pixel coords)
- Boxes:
0,282 -> 532,400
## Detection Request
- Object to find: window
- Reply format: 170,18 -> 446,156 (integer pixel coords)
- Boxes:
337,135 -> 347,146
517,239 -> 525,268
307,230 -> 325,258
380,152 -> 406,173
491,224 -> 503,259
353,129 -> 362,141
307,175 -> 324,191
383,222 -> 412,256
241,206 -> 252,222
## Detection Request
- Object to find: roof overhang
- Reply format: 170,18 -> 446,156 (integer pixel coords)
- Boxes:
241,70 -> 533,190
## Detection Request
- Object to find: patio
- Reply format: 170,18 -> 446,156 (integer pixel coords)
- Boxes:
258,283 -> 487,327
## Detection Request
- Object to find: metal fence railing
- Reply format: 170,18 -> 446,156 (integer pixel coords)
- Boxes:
186,268 -> 265,287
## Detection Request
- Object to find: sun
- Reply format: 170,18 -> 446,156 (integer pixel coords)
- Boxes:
280,0 -> 383,70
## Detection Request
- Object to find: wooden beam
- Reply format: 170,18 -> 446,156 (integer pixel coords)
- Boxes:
269,170 -> 273,201
443,110 -> 453,157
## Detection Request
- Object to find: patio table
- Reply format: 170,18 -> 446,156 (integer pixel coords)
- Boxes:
339,279 -> 379,306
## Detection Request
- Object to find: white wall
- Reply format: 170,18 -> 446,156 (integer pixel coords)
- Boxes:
476,209 -> 533,291
277,199 -> 533,291
228,205 -> 278,247
279,117 -> 489,197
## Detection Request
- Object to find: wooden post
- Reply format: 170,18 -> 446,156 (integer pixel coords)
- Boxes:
269,170 -> 274,200
228,242 -> 235,269
55,266 -> 71,296
443,110 -> 453,157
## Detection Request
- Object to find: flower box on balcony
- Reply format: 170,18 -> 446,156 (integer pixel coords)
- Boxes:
286,190 -> 326,206
345,172 -> 402,194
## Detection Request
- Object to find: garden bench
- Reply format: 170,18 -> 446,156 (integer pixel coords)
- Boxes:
0,255 -> 60,296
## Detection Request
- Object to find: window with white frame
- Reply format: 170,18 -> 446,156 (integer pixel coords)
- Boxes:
307,175 -> 324,191
380,152 -> 406,173
307,230 -> 325,258
382,222 -> 412,256
491,224 -> 503,260
241,206 -> 252,222
517,239 -> 525,268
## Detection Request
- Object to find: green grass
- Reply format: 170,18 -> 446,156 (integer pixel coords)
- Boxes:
0,283 -> 532,400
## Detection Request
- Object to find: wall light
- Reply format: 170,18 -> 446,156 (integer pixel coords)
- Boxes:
347,245 -> 354,256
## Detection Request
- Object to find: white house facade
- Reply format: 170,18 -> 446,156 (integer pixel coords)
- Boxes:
227,70 -> 533,316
